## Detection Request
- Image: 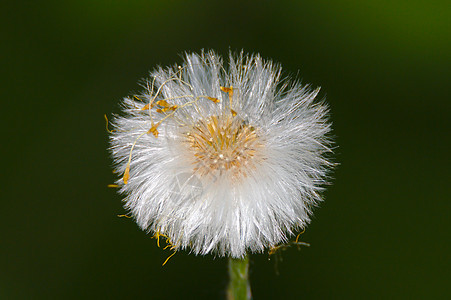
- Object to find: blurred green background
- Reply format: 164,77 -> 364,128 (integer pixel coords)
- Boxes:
2,0 -> 450,299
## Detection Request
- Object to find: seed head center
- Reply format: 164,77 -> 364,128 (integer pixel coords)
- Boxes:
184,115 -> 261,178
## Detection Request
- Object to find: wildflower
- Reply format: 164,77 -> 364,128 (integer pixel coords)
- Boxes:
109,51 -> 333,258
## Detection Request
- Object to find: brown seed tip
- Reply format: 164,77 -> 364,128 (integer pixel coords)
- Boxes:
207,96 -> 220,103
155,100 -> 170,107
220,86 -> 233,93
148,124 -> 160,137
123,166 -> 130,184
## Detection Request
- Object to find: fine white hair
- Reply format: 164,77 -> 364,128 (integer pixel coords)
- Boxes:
109,50 -> 334,258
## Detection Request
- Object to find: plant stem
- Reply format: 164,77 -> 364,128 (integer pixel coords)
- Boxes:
227,255 -> 251,300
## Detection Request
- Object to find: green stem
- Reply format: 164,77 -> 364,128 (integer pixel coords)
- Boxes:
227,255 -> 251,300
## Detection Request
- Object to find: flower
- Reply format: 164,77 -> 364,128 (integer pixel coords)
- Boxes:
109,50 -> 333,258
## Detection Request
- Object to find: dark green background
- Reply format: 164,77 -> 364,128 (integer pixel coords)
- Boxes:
2,1 -> 450,299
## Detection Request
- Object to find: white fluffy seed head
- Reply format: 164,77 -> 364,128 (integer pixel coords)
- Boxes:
109,50 -> 334,258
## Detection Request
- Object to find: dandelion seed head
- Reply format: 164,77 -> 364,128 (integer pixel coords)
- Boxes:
109,50 -> 334,258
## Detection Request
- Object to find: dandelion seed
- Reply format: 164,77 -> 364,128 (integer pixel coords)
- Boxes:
109,50 -> 334,258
